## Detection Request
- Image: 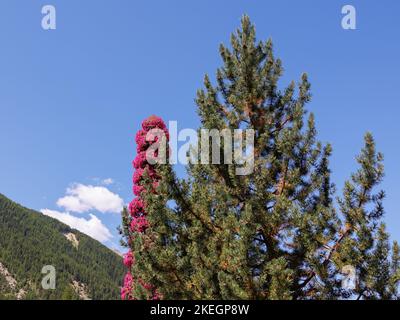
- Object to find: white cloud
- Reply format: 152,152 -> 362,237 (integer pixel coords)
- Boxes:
57,195 -> 90,213
56,183 -> 123,214
41,209 -> 113,243
102,178 -> 114,185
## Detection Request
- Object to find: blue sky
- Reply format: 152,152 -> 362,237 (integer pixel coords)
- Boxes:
0,0 -> 399,251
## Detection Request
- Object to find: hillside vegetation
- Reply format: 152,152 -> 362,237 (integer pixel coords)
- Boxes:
0,193 -> 124,300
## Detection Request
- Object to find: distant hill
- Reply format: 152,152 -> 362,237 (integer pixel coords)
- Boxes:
0,193 -> 125,300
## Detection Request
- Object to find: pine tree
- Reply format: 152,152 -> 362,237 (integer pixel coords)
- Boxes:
121,16 -> 399,300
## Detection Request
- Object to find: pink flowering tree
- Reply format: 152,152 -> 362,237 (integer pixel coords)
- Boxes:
119,17 -> 400,300
120,115 -> 169,300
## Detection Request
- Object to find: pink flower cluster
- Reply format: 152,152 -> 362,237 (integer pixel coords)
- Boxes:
121,115 -> 168,300
121,272 -> 134,300
123,251 -> 134,268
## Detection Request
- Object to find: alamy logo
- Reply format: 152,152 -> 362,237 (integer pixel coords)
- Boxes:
41,265 -> 56,290
41,5 -> 56,30
146,121 -> 255,175
341,265 -> 357,290
341,5 -> 356,30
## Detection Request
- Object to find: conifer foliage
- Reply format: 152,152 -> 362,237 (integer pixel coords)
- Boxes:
121,16 -> 399,299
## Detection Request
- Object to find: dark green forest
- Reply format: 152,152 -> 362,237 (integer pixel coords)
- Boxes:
0,193 -> 125,300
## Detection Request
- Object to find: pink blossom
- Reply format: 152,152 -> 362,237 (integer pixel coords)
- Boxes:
128,197 -> 145,216
133,167 -> 158,186
130,216 -> 149,233
121,272 -> 134,300
133,168 -> 145,185
123,115 -> 169,300
142,115 -> 167,131
123,251 -> 135,268
133,151 -> 147,169
135,130 -> 148,151
133,185 -> 144,196
124,272 -> 133,287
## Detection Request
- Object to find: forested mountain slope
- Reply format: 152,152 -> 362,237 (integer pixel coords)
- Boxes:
0,193 -> 124,300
